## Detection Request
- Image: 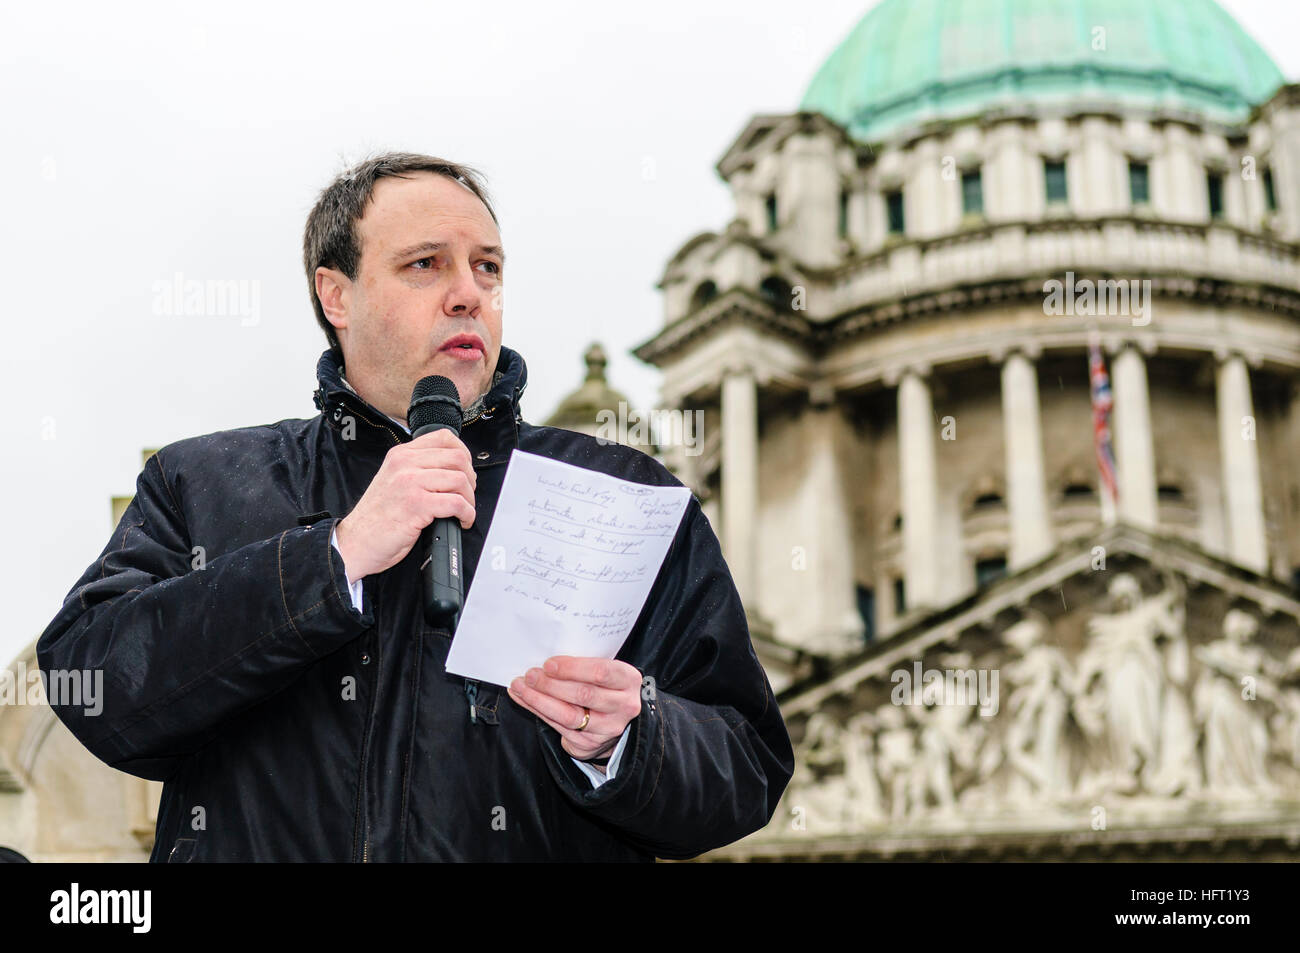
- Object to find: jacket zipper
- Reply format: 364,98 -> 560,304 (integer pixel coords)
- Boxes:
354,628 -> 380,863
336,392 -> 498,860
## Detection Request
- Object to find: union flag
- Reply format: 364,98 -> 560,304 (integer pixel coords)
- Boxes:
1089,338 -> 1118,503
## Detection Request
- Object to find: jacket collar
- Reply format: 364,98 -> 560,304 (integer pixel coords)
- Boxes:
312,345 -> 528,466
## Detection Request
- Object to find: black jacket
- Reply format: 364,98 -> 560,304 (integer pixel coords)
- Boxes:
37,346 -> 793,861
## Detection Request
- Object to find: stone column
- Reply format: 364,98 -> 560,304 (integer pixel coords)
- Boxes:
1000,348 -> 1053,568
1111,342 -> 1158,529
897,366 -> 939,610
721,365 -> 760,607
804,386 -> 865,652
1215,351 -> 1268,573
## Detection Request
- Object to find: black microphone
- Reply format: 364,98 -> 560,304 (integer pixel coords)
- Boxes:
408,376 -> 465,629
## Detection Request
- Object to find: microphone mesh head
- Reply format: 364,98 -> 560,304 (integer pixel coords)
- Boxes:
409,376 -> 463,435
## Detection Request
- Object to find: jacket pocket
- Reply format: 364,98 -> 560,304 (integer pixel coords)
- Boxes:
427,621 -> 501,727
167,837 -> 196,863
465,678 -> 501,726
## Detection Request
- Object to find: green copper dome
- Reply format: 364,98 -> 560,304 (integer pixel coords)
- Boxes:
802,0 -> 1285,142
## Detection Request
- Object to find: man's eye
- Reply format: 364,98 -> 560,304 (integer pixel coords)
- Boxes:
411,257 -> 436,270
479,261 -> 501,275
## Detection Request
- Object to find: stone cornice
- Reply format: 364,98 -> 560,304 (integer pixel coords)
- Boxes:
632,288 -> 812,366
716,111 -> 858,181
633,272 -> 1300,371
785,93 -> 1276,165
659,226 -> 785,287
1254,82 -> 1300,122
805,215 -> 1300,285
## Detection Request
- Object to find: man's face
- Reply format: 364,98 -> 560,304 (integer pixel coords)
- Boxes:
318,170 -> 504,421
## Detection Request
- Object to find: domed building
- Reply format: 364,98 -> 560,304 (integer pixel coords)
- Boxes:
635,0 -> 1300,858
7,0 -> 1300,864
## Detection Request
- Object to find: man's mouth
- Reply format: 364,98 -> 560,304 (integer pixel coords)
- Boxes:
439,334 -> 485,361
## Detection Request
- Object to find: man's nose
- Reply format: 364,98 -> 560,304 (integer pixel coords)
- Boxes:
443,260 -> 482,314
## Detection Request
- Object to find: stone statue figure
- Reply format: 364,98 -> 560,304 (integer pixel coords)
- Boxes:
1147,573 -> 1201,797
874,704 -> 916,822
906,699 -> 960,818
801,711 -> 843,770
1073,572 -> 1198,796
1271,647 -> 1300,772
1002,609 -> 1074,802
779,712 -> 851,833
842,711 -> 885,829
1193,609 -> 1277,798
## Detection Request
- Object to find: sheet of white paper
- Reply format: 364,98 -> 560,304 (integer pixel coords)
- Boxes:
444,448 -> 693,688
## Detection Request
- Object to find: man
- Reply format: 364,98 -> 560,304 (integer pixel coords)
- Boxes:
37,152 -> 793,861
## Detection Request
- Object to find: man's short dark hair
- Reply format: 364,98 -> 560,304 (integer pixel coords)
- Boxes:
302,151 -> 499,349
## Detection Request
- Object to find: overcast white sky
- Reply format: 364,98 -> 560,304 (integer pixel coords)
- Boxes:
3,0 -> 1298,666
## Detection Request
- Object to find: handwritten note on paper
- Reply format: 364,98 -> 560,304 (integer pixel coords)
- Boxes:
443,449 -> 693,688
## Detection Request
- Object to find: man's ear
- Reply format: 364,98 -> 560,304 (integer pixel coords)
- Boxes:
315,266 -> 352,335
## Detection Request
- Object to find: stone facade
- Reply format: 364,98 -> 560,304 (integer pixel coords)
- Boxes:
632,14 -> 1300,860
9,3 -> 1300,864
637,91 -> 1300,687
719,526 -> 1300,860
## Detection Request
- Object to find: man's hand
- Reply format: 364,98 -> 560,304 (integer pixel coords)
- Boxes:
334,428 -> 477,581
507,656 -> 643,764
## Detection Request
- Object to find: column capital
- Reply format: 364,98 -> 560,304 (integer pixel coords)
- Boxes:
1212,345 -> 1264,369
720,357 -> 779,389
807,380 -> 836,407
990,341 -> 1042,364
883,361 -> 932,387
1104,335 -> 1154,358
719,358 -> 756,378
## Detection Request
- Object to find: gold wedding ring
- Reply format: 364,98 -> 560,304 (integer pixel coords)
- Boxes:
575,707 -> 590,731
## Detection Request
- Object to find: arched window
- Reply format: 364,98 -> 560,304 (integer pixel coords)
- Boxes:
690,280 -> 718,311
893,577 -> 907,615
975,555 -> 1008,587
760,276 -> 793,311
856,584 -> 875,644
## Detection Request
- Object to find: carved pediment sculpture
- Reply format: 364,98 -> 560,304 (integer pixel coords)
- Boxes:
753,531 -> 1300,856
